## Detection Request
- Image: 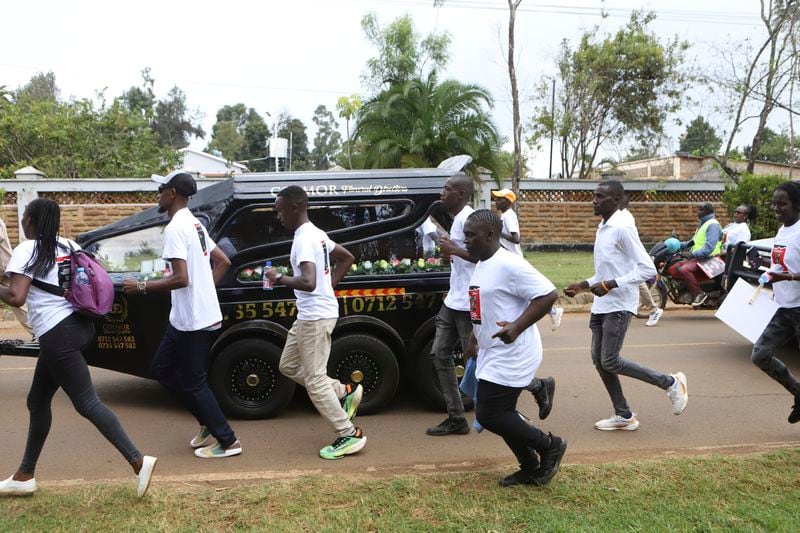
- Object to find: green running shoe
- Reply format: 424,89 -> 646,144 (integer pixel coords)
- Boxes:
341,383 -> 364,421
319,428 -> 366,460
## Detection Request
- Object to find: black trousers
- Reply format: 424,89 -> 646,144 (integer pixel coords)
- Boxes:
475,379 -> 550,472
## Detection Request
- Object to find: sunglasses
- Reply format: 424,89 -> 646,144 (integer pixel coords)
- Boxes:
157,185 -> 173,194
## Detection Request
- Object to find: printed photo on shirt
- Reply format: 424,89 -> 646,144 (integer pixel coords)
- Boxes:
773,245 -> 788,271
469,285 -> 482,324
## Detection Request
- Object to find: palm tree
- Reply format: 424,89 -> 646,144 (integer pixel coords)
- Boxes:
354,73 -> 502,177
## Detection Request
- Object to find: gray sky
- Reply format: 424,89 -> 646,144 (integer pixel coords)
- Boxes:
1,0 -> 776,176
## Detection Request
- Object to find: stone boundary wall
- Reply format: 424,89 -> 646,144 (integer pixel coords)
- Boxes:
1,175 -> 729,247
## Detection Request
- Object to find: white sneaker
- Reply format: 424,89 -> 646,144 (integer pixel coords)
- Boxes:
646,308 -> 664,327
0,475 -> 37,495
136,455 -> 157,498
190,426 -> 213,448
668,372 -> 688,415
195,439 -> 243,459
595,413 -> 639,431
550,307 -> 564,331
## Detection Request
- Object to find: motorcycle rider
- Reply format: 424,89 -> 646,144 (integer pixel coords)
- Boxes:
668,203 -> 723,307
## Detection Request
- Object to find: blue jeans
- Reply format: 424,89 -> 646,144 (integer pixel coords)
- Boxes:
151,325 -> 236,448
21,313 -> 141,474
590,311 -> 673,416
751,307 -> 800,397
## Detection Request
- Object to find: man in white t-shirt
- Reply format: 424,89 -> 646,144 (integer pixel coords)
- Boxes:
123,170 -> 242,459
463,209 -> 566,487
491,188 -> 559,415
425,174 -> 477,436
565,181 -> 688,432
0,216 -> 33,337
265,185 -> 364,460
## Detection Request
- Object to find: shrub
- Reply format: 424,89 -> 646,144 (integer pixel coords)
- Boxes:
722,174 -> 788,239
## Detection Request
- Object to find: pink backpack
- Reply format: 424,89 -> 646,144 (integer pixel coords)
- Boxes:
32,244 -> 115,318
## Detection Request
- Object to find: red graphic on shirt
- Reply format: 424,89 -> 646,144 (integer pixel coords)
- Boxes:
469,285 -> 482,324
772,245 -> 788,272
56,254 -> 71,290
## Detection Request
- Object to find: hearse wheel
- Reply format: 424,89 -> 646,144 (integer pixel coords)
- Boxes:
209,338 -> 295,419
415,338 -> 474,412
327,333 -> 399,415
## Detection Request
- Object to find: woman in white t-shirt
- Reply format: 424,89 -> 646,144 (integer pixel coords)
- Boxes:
751,183 -> 800,425
722,204 -> 755,252
0,199 -> 155,497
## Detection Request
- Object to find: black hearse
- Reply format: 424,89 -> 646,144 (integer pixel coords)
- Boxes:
2,161 -> 474,419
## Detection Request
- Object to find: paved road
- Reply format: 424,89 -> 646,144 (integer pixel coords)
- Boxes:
0,309 -> 798,486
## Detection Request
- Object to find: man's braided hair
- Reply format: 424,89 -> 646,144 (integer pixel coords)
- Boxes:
467,209 -> 502,235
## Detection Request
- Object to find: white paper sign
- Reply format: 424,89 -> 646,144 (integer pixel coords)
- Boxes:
716,278 -> 780,344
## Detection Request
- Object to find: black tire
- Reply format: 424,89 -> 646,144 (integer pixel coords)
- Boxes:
415,338 -> 474,412
636,283 -> 667,318
328,334 -> 399,415
209,338 -> 295,420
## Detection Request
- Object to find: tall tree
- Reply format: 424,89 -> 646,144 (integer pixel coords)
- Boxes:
744,126 -> 800,163
507,1 -> 523,195
277,114 -> 311,171
311,105 -> 342,170
528,12 -> 688,179
360,12 -> 451,92
337,95 -> 361,169
16,71 -> 59,103
207,104 -> 270,171
679,116 -> 722,155
354,73 -> 501,176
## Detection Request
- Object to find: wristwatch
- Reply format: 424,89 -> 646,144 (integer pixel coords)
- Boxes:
136,280 -> 147,294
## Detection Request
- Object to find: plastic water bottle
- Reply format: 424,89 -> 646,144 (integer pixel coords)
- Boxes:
262,260 -> 273,291
758,272 -> 771,286
75,267 -> 91,286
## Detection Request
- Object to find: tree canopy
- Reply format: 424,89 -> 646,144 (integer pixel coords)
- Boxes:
528,12 -> 689,179
206,104 -> 270,171
360,12 -> 451,92
743,127 -> 800,164
679,116 -> 722,155
311,105 -> 342,170
354,73 -> 501,176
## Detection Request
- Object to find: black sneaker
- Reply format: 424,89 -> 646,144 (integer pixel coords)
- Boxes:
691,292 -> 708,307
531,376 -> 556,420
499,468 -> 540,487
426,417 -> 470,436
789,397 -> 800,424
531,434 -> 567,486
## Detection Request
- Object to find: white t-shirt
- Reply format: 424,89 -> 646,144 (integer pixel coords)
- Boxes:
443,205 -> 476,311
291,222 -> 339,321
469,248 -> 556,388
500,209 -> 523,256
6,237 -> 79,337
162,208 -> 222,331
769,221 -> 800,308
722,222 -> 751,249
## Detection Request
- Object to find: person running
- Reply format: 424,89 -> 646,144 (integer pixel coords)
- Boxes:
123,170 -> 242,459
463,209 -> 567,487
565,181 -> 688,431
492,188 -> 564,332
751,182 -> 800,424
0,199 -> 156,497
722,204 -> 755,252
668,203 -> 723,307
264,185 -> 364,460
491,188 -> 557,418
425,174 -> 477,436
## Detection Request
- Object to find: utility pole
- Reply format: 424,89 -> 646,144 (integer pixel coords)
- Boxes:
548,77 -> 555,179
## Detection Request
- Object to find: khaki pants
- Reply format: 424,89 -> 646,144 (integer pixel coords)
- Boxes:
279,318 -> 353,437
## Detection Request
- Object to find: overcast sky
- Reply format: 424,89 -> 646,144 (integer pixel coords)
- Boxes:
1,0 -> 777,176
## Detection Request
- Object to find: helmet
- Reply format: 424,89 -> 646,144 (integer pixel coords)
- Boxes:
664,237 -> 681,253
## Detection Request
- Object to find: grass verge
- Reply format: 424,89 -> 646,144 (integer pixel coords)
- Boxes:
525,251 -> 594,291
1,450 -> 799,531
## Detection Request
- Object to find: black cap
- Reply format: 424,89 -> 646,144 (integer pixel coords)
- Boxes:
151,170 -> 197,197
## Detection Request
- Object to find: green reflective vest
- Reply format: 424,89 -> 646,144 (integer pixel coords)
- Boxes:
691,218 -> 723,257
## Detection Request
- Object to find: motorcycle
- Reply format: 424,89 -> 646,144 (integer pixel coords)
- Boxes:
637,238 -> 727,317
